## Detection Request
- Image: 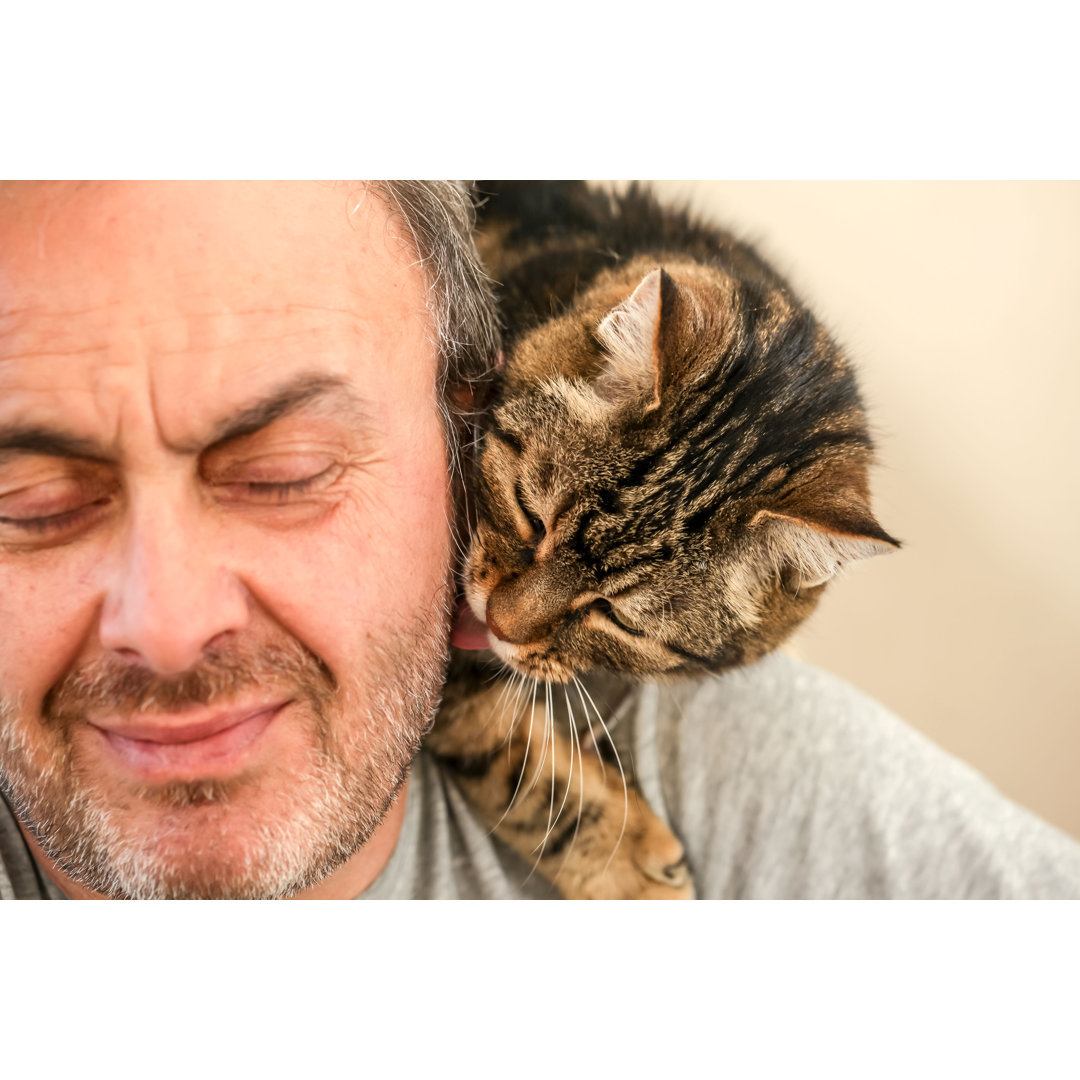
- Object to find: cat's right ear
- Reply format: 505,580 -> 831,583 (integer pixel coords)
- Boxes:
595,268 -> 680,410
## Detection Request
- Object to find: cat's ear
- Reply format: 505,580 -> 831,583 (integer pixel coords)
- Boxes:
594,268 -> 679,409
750,493 -> 899,589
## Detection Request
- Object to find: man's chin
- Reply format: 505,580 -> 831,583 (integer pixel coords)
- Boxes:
47,770 -> 399,900
89,829 -> 348,901
3,600 -> 451,899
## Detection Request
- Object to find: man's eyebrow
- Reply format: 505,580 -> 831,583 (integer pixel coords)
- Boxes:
200,373 -> 368,451
0,374 -> 371,463
0,428 -> 106,462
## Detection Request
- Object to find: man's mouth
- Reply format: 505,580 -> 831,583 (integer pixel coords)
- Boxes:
89,700 -> 290,780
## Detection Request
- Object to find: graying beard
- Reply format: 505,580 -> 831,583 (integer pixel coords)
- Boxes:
0,605 -> 451,900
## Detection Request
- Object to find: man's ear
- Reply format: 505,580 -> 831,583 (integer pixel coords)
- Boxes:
448,383 -> 475,412
448,350 -> 502,414
447,365 -> 500,440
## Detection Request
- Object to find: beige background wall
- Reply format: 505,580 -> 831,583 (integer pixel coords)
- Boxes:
622,182 -> 1080,840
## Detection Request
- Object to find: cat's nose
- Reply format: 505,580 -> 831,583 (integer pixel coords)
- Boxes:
485,592 -> 541,645
485,573 -> 572,646
485,605 -> 511,643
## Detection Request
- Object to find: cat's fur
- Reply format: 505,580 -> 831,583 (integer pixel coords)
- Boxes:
426,182 -> 899,899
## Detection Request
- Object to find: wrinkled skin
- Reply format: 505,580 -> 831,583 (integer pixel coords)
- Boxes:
0,182 -> 455,899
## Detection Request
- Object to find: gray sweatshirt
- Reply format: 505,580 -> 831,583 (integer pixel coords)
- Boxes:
4,654 -> 1079,900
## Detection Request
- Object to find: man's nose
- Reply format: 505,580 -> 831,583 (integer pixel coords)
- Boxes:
98,493 -> 250,675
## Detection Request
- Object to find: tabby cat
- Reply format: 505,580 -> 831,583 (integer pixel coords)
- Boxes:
425,182 -> 899,899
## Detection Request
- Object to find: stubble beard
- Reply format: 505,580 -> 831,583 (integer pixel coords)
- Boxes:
0,597 -> 452,900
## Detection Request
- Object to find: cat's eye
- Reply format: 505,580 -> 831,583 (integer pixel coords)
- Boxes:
589,598 -> 644,637
514,482 -> 546,541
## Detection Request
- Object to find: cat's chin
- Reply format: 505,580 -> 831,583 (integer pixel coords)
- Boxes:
488,639 -> 576,685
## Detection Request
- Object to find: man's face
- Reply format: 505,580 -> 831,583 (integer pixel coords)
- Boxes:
0,182 -> 455,898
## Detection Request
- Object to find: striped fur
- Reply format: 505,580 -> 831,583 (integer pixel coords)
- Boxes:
430,182 -> 898,899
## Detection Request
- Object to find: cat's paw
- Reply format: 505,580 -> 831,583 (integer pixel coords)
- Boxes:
631,837 -> 695,900
553,790 -> 696,900
618,798 -> 696,900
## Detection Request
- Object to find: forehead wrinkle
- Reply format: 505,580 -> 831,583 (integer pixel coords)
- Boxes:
162,302 -> 369,320
0,303 -> 114,366
128,303 -> 374,387
0,292 -> 368,358
0,343 -> 108,364
152,324 -> 344,360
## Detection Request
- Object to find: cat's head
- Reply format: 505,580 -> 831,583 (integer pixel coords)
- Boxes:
464,259 -> 898,683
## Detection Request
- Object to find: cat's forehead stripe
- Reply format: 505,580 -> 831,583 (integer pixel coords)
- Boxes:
573,301 -> 866,548
487,420 -> 523,455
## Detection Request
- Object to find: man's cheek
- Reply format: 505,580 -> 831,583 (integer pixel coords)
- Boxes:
337,450 -> 452,559
0,553 -> 105,709
234,529 -> 432,673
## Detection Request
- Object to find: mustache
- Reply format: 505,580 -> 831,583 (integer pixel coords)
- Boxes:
42,637 -> 337,728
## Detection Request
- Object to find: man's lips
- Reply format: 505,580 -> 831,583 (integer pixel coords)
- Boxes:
90,701 -> 289,779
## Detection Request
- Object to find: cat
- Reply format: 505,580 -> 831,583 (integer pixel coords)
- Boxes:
425,181 -> 899,899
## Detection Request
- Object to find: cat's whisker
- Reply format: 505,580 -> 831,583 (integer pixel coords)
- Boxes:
502,669 -> 525,731
545,681 -> 558,841
482,662 -> 510,688
485,671 -> 532,752
490,670 -> 517,720
522,680 -> 552,801
488,678 -> 540,834
572,675 -> 605,782
502,668 -> 526,714
549,684 -> 586,884
478,676 -> 522,748
575,676 -> 630,874
506,670 -> 538,760
547,684 -> 578,832
520,677 -> 541,776
501,671 -> 526,755
529,682 -> 560,858
515,669 -> 533,718
501,669 -> 522,730
522,681 -> 557,879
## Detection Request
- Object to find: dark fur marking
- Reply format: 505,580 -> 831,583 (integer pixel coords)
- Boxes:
487,422 -> 524,455
541,803 -> 604,859
438,747 -> 503,779
665,641 -> 721,668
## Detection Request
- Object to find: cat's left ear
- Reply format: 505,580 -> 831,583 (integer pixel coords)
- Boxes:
750,496 -> 900,589
595,268 -> 687,410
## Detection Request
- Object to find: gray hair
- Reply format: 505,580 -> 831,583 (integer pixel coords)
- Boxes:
364,181 -> 501,540
367,181 -> 501,413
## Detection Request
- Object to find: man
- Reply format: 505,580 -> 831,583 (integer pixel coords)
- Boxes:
1,181 -> 1078,899
0,181 -> 481,899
